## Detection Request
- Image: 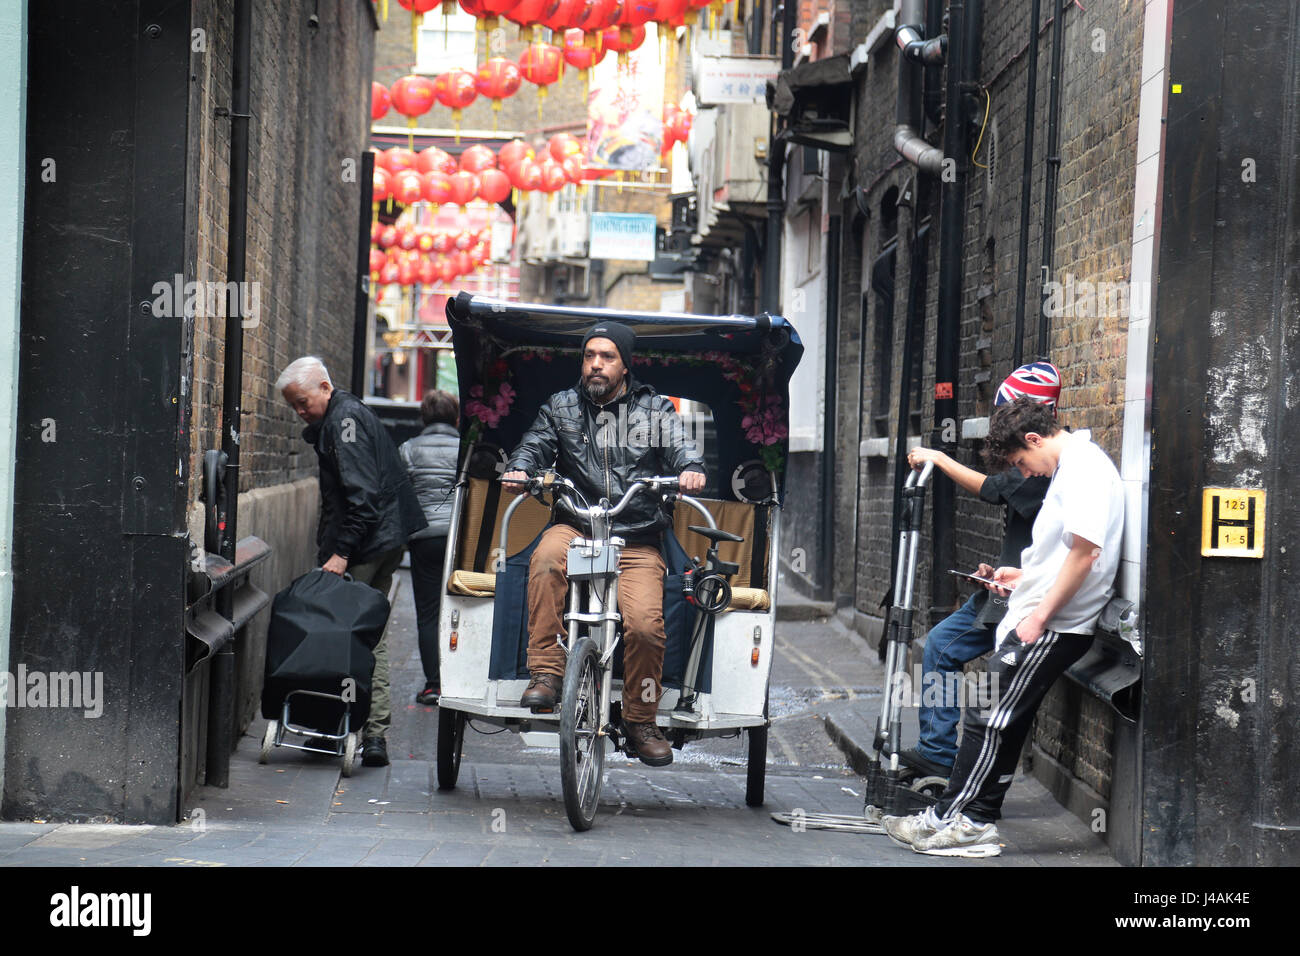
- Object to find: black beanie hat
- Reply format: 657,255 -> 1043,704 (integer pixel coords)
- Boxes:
581,322 -> 636,368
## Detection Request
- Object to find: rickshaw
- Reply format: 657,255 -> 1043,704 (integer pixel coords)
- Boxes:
434,293 -> 802,830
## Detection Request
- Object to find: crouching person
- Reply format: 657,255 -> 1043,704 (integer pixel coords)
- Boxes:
277,356 -> 427,768
883,395 -> 1123,857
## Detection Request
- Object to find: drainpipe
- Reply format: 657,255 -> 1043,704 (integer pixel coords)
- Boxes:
922,0 -> 945,126
1012,0 -> 1042,367
1037,0 -> 1066,356
762,0 -> 797,313
894,0 -> 944,175
209,0 -> 252,788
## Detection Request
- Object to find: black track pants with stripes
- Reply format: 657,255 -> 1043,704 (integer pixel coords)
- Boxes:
935,629 -> 1092,824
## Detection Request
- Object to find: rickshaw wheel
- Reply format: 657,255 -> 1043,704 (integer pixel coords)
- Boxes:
437,707 -> 466,790
258,720 -> 277,764
560,636 -> 605,831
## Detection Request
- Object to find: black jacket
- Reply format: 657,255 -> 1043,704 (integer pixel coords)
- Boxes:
506,376 -> 705,542
304,389 -> 428,565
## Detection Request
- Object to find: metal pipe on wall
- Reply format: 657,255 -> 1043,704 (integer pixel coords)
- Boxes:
894,0 -> 944,175
1012,0 -> 1043,367
1037,0 -> 1066,356
209,0 -> 252,789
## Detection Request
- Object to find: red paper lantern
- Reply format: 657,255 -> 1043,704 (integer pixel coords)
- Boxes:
505,0 -> 549,41
417,258 -> 439,285
383,147 -> 419,173
416,226 -> 437,253
392,169 -> 425,205
458,0 -> 486,18
667,107 -> 692,145
653,0 -> 688,28
519,44 -> 564,114
459,144 -> 498,173
509,157 -> 544,191
378,225 -> 399,249
576,0 -> 621,34
454,250 -> 475,276
561,154 -> 585,183
398,260 -> 416,286
372,167 -> 393,203
478,167 -> 513,203
369,248 -> 387,275
562,28 -> 606,71
433,232 -> 454,254
498,138 -> 535,169
473,242 -> 491,264
615,0 -> 654,31
381,262 -> 401,284
420,171 -> 453,204
390,75 -> 438,127
548,132 -> 583,163
437,257 -> 458,283
435,69 -> 479,139
447,170 -> 480,207
602,22 -> 644,52
398,226 -> 418,250
542,0 -> 586,33
416,146 -> 457,175
371,82 -> 392,121
475,57 -> 523,121
370,221 -> 385,244
538,158 -> 567,193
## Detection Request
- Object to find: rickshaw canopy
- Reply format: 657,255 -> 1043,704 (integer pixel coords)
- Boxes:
444,293 -> 803,501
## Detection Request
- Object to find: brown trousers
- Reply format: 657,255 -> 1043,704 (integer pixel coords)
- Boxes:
526,523 -> 667,723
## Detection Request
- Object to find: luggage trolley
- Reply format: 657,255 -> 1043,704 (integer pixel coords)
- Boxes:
257,569 -> 392,777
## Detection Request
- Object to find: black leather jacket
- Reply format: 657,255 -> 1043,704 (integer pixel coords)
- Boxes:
505,376 -> 705,542
304,389 -> 427,565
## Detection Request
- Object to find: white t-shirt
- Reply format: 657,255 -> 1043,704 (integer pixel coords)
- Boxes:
995,429 -> 1124,648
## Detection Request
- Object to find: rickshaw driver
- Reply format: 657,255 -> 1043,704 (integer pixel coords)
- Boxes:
502,323 -> 706,767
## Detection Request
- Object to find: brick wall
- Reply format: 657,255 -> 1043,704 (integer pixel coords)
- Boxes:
844,0 -> 1144,801
187,0 -> 377,503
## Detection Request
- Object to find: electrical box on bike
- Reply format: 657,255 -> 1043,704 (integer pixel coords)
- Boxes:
566,537 -> 623,580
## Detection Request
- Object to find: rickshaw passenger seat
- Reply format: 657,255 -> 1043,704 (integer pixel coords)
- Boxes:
445,477 -> 773,612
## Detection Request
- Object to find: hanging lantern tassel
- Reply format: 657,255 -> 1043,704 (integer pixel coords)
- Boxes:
411,12 -> 421,54
537,86 -> 545,120
407,115 -> 417,151
453,108 -> 463,143
493,99 -> 501,131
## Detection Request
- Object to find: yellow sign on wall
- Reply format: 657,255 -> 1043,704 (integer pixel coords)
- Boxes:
1201,488 -> 1266,558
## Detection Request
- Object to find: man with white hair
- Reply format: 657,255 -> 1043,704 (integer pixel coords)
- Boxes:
277,356 -> 427,767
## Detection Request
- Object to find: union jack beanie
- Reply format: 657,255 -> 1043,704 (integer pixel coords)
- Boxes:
995,361 -> 1061,409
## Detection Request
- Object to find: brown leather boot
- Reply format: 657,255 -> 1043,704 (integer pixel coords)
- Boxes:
622,719 -> 673,767
520,673 -> 561,712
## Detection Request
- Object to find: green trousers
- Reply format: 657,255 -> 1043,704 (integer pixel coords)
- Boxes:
346,547 -> 404,739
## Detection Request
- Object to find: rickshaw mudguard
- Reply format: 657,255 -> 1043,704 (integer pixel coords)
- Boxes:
487,521 -> 714,694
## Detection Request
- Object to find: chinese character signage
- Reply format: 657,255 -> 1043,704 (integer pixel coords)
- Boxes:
697,56 -> 781,105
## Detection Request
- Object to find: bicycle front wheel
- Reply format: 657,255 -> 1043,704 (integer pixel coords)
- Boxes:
559,635 -> 605,831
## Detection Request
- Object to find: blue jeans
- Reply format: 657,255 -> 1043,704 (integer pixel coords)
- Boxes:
916,594 -> 997,769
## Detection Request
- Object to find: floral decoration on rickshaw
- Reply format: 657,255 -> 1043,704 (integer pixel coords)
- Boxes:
462,343 -> 790,474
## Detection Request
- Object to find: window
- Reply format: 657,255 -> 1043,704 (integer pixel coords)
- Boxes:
416,11 -> 478,75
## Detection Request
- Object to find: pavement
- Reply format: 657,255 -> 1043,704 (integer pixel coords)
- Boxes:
0,570 -> 1117,867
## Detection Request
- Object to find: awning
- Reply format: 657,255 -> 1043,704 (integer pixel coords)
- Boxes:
765,54 -> 853,151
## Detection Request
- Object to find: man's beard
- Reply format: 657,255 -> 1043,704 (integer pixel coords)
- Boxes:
583,371 -> 620,402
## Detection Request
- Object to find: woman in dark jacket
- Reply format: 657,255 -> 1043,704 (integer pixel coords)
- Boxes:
398,389 -> 461,704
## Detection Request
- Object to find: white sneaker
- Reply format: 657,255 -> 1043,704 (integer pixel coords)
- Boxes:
881,806 -> 942,849
911,813 -> 1003,858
